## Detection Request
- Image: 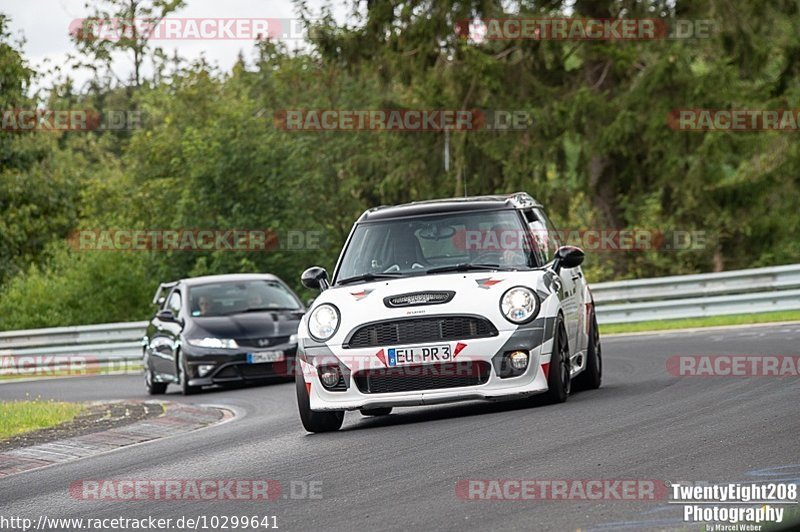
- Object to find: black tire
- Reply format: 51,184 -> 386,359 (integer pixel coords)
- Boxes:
543,317 -> 571,404
360,407 -> 393,416
295,366 -> 344,432
144,353 -> 167,395
574,312 -> 602,391
177,350 -> 201,396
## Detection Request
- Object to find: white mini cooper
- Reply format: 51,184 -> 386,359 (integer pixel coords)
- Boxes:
295,193 -> 601,432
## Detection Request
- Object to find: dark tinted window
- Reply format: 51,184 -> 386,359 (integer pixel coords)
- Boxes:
189,280 -> 300,317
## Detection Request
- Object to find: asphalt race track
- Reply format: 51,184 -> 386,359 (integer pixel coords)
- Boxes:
1,323 -> 798,531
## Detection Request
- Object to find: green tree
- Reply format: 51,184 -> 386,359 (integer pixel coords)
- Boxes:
70,0 -> 185,89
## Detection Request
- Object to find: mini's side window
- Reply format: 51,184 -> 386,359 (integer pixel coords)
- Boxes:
167,290 -> 182,315
525,208 -> 561,263
522,210 -> 547,264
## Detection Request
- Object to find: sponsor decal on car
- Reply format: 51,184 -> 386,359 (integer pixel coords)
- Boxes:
475,278 -> 504,289
350,289 -> 374,301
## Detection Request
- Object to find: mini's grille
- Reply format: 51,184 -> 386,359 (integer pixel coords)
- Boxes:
346,316 -> 497,348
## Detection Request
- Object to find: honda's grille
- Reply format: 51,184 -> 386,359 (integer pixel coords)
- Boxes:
345,316 -> 497,348
354,361 -> 491,394
236,336 -> 290,348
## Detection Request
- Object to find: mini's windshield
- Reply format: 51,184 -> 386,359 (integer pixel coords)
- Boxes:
334,210 -> 539,284
188,280 -> 302,317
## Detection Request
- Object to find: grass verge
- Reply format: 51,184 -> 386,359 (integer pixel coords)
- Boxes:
0,399 -> 85,439
601,310 -> 800,334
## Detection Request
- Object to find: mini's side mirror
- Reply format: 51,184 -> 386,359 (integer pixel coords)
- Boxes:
301,266 -> 329,291
553,246 -> 584,272
156,309 -> 178,322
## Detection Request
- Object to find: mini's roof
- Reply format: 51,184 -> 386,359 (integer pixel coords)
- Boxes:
358,192 -> 542,222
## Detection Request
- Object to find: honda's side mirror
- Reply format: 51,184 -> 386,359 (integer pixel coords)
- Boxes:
156,309 -> 178,322
301,266 -> 330,291
552,246 -> 584,272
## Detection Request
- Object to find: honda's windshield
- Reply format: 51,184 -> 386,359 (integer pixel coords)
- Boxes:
188,280 -> 302,317
334,209 -> 539,285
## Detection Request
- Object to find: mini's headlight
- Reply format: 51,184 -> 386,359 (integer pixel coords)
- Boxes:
186,337 -> 239,349
500,287 -> 539,324
308,304 -> 340,342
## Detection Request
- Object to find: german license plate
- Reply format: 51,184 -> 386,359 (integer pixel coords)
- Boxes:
388,345 -> 451,366
247,351 -> 284,364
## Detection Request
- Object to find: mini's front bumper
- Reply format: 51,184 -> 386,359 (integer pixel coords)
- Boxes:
300,318 -> 556,411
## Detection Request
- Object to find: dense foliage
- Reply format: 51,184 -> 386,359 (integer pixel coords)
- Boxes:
1,0 -> 799,329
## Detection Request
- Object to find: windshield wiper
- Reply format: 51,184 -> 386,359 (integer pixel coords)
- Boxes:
220,306 -> 300,316
243,306 -> 300,313
337,272 -> 403,285
425,263 -> 512,274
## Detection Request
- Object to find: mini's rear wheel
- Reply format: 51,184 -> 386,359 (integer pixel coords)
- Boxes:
360,407 -> 393,416
295,364 -> 344,432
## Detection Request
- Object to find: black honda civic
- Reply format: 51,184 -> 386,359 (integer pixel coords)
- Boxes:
142,273 -> 305,395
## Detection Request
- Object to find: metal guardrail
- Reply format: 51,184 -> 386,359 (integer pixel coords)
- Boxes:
591,263 -> 800,324
0,321 -> 147,374
0,264 -> 798,372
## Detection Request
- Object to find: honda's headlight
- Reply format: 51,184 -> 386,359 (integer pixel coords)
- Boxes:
500,286 -> 539,324
308,304 -> 340,342
186,337 -> 239,349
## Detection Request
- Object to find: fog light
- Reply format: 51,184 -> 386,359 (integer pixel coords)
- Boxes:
198,364 -> 215,377
319,366 -> 341,388
508,351 -> 529,370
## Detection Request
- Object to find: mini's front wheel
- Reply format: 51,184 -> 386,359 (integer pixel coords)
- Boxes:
543,317 -> 571,404
574,311 -> 602,391
295,367 -> 344,432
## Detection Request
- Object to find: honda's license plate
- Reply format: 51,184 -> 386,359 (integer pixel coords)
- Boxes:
247,351 -> 284,364
388,345 -> 451,366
